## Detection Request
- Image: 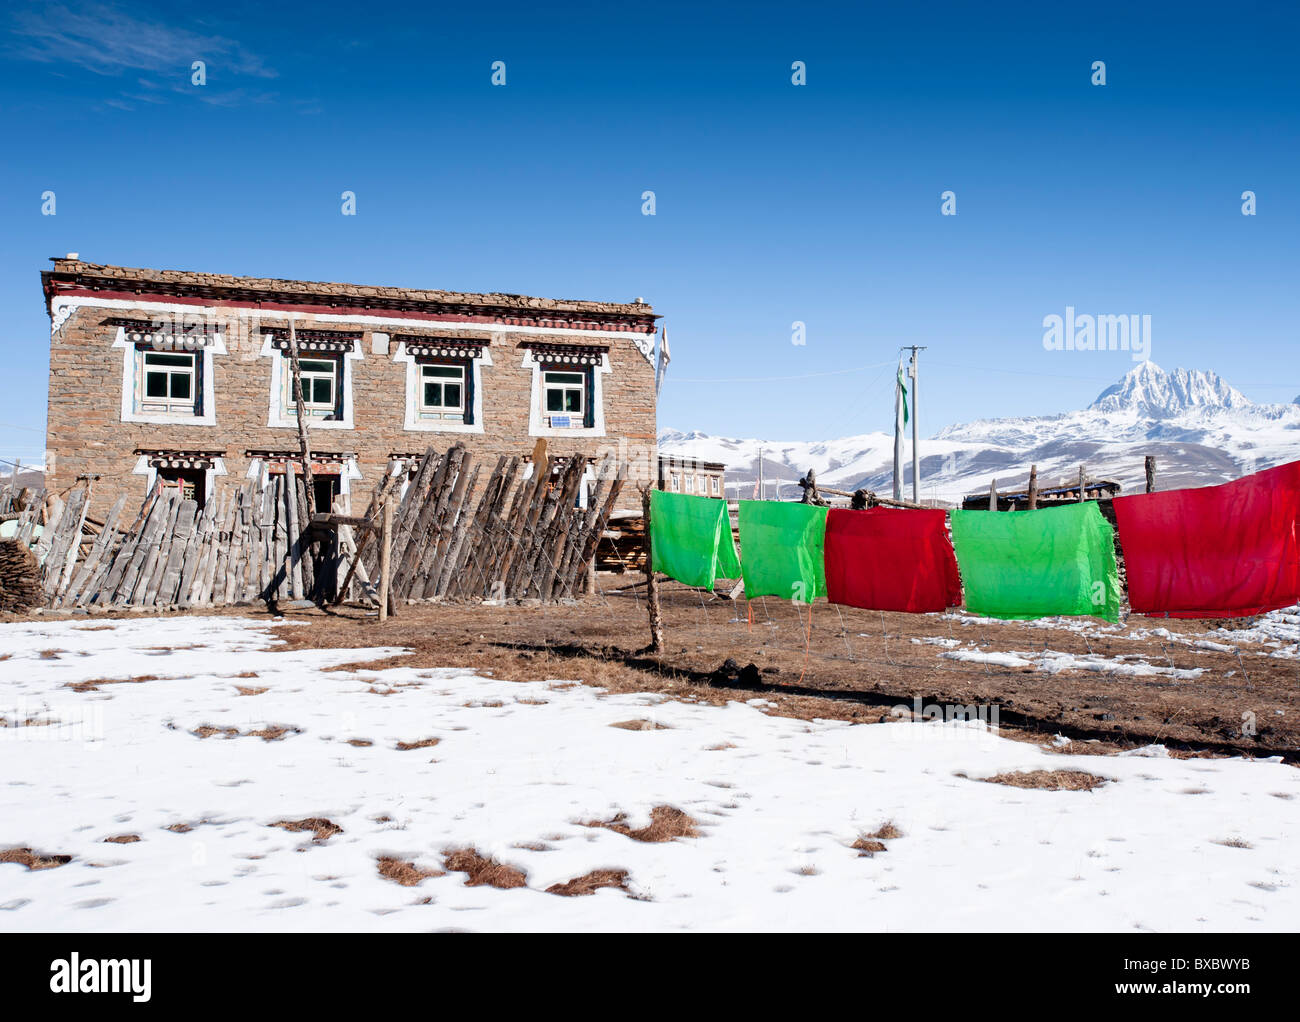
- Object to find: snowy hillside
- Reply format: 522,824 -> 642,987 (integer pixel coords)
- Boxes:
659,363 -> 1300,503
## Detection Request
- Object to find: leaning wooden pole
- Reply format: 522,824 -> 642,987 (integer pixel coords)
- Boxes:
378,497 -> 393,623
1145,455 -> 1156,494
1027,464 -> 1038,510
286,317 -> 316,520
641,487 -> 664,654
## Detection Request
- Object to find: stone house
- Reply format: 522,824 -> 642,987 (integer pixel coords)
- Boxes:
42,259 -> 660,518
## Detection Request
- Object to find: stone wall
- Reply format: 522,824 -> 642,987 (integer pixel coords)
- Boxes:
46,303 -> 657,519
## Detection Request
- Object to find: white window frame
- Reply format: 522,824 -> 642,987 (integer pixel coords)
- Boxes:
418,362 -> 467,421
259,331 -> 364,430
710,476 -> 721,496
542,369 -> 586,422
132,455 -> 228,502
523,350 -> 610,438
140,349 -> 198,415
393,336 -> 491,434
685,474 -> 695,494
112,327 -> 227,426
295,357 -> 340,417
670,473 -> 680,493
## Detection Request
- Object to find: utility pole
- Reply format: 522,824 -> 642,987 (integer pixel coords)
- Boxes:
904,346 -> 926,504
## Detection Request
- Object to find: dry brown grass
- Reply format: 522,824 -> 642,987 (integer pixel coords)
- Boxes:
233,671 -> 259,678
346,738 -> 373,747
610,719 -> 671,731
235,685 -> 268,696
272,818 -> 342,842
192,724 -> 239,739
851,837 -> 887,857
1212,836 -> 1254,849
395,737 -> 440,751
248,725 -> 299,741
103,834 -> 141,844
546,868 -> 630,897
0,847 -> 71,870
38,649 -> 63,659
376,857 -> 443,886
68,674 -> 160,693
443,848 -> 528,889
584,805 -> 699,843
979,769 -> 1108,792
866,821 -> 903,840
0,716 -> 56,728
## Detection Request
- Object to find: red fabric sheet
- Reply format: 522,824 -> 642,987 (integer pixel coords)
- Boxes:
824,507 -> 962,613
1113,461 -> 1300,618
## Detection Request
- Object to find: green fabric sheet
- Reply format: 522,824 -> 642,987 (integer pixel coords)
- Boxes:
649,490 -> 741,590
949,502 -> 1121,622
738,501 -> 828,600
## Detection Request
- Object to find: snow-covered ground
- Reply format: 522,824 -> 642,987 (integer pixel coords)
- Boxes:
2,616 -> 1298,932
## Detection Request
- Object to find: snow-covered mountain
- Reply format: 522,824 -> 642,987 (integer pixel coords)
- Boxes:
658,363 -> 1300,503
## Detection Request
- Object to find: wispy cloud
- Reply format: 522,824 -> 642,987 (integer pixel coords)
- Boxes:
7,2 -> 276,97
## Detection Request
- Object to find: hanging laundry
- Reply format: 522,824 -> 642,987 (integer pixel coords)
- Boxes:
738,501 -> 828,600
824,507 -> 962,613
649,489 -> 740,590
1113,460 -> 1300,618
949,502 -> 1120,622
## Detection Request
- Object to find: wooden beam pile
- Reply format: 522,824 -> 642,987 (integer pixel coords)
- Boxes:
0,540 -> 42,613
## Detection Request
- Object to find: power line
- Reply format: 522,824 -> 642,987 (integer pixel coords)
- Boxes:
672,360 -> 894,384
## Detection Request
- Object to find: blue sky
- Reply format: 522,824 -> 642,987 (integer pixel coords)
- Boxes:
2,0 -> 1298,465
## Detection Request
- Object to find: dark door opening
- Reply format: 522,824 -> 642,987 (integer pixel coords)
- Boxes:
158,467 -> 206,508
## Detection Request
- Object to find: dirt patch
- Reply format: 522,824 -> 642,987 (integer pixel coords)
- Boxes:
395,737 -> 440,751
443,848 -> 528,889
192,724 -> 240,739
248,725 -> 300,741
68,675 -> 160,693
585,805 -> 699,843
103,834 -> 141,844
272,818 -> 342,842
0,847 -> 72,870
258,591 -> 1300,762
977,769 -> 1109,792
610,719 -> 670,731
377,857 -> 444,886
546,868 -> 631,897
235,686 -> 268,696
193,724 -> 300,741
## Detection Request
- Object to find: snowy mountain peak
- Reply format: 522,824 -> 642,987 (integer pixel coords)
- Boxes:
1088,363 -> 1251,417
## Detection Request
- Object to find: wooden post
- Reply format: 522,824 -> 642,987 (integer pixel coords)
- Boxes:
378,497 -> 393,622
641,487 -> 664,653
1027,464 -> 1038,510
1145,455 -> 1156,494
988,479 -> 998,511
285,317 -> 316,520
1078,464 -> 1086,502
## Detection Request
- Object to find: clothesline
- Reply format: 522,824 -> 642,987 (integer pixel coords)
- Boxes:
648,460 -> 1300,621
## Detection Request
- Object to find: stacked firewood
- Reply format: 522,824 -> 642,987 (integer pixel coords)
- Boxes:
0,539 -> 42,613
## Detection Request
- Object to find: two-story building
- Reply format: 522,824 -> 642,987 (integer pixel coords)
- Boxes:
42,258 -> 660,517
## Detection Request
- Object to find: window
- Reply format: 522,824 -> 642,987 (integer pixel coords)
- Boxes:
296,358 -> 340,418
710,476 -> 721,496
312,474 -> 341,513
419,363 -> 466,421
141,350 -> 198,415
157,466 -> 206,507
542,369 -> 586,426
670,473 -> 680,492
685,475 -> 695,493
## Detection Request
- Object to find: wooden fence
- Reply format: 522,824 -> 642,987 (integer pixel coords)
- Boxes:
2,443 -> 625,612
